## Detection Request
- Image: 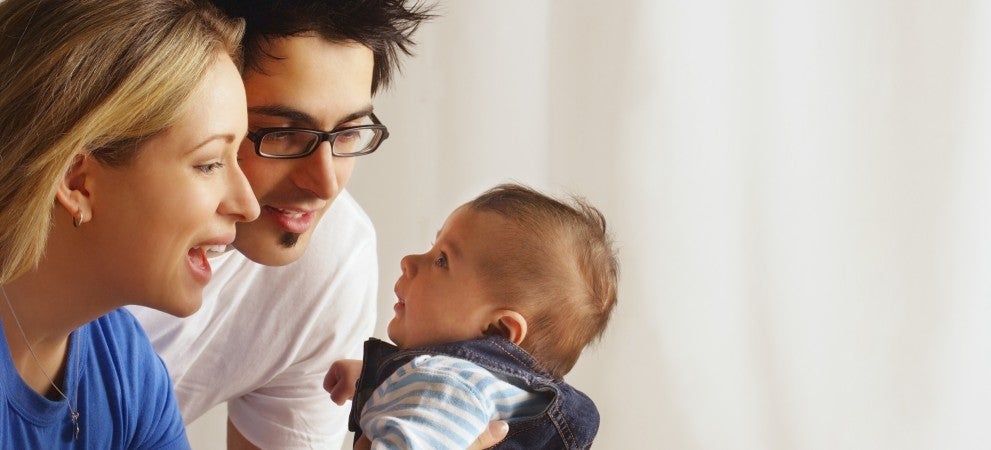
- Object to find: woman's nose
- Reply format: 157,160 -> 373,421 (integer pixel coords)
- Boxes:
221,165 -> 260,222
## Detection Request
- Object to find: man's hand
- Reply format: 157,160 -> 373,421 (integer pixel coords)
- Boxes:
324,359 -> 363,405
468,420 -> 509,449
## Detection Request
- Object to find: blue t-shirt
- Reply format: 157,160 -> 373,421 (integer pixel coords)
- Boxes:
1,308 -> 188,449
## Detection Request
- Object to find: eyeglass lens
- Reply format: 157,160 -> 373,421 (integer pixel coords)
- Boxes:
261,128 -> 383,157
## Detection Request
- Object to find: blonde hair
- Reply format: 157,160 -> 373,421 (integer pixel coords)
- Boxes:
0,0 -> 244,283
469,183 -> 619,379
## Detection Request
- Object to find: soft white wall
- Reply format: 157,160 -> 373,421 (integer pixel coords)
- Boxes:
353,1 -> 991,448
191,1 -> 991,448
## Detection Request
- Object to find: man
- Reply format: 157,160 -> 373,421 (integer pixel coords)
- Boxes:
129,1 -> 439,448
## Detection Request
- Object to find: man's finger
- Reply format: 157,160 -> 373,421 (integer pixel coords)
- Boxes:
467,420 -> 509,449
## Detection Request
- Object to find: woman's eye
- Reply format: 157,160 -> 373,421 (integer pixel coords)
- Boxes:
195,162 -> 225,174
434,252 -> 448,268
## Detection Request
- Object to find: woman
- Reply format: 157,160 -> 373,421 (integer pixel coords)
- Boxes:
0,0 -> 258,447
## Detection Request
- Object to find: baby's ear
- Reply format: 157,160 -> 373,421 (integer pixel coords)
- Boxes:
484,310 -> 528,345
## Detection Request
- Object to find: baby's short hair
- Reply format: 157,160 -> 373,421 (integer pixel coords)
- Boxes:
467,183 -> 618,378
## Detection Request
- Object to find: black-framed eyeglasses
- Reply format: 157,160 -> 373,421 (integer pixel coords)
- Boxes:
245,113 -> 389,159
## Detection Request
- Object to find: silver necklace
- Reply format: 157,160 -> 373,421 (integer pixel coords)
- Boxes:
2,285 -> 81,440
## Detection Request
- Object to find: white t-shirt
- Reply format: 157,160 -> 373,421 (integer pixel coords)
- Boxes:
129,190 -> 378,449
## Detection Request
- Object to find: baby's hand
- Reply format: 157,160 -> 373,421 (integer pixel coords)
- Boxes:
324,359 -> 363,405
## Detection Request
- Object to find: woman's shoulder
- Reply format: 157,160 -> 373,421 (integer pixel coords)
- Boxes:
89,308 -> 153,342
79,311 -> 187,447
84,309 -> 167,380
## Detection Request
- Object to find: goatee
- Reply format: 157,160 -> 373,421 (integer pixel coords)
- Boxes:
280,232 -> 300,248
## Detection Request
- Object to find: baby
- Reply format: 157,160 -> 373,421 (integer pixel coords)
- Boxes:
327,183 -> 618,449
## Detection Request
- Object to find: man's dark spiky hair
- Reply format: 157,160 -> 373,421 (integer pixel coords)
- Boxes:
211,0 -> 434,94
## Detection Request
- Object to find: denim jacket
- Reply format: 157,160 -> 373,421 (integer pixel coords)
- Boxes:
350,336 -> 599,449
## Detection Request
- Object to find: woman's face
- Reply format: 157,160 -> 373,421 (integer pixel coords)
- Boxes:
83,54 -> 259,316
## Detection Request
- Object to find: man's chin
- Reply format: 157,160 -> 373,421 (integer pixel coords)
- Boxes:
233,229 -> 309,267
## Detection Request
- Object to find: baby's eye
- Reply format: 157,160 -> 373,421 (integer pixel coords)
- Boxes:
434,252 -> 448,268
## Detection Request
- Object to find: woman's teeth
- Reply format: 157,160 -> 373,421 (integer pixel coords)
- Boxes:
194,245 -> 228,255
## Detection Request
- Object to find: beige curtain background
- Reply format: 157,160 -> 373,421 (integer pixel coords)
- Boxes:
189,1 -> 991,448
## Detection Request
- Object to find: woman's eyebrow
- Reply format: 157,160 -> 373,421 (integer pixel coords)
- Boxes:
186,133 -> 238,155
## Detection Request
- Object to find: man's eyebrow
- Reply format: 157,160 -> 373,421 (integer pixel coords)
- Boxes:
337,107 -> 375,126
248,105 -> 316,126
248,104 -> 376,129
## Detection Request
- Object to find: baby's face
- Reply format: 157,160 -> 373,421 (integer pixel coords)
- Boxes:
388,206 -> 511,349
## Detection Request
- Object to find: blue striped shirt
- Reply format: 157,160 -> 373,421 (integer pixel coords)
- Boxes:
360,354 -> 547,449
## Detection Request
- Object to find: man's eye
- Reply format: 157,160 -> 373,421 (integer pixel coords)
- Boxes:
434,252 -> 448,268
336,130 -> 360,143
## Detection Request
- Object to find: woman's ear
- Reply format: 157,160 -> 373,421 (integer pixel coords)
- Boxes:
485,310 -> 528,345
54,153 -> 93,227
